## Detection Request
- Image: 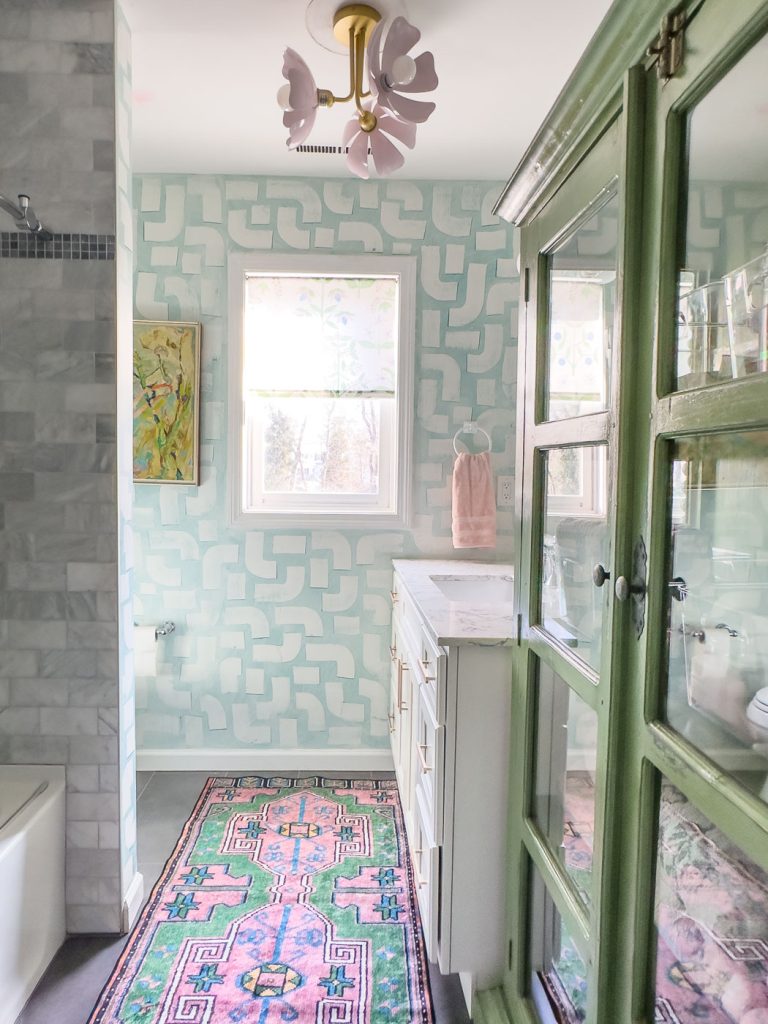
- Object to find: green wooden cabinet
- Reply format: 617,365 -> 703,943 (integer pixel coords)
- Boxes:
479,2 -> 768,1022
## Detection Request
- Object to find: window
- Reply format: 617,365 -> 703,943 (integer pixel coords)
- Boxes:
228,253 -> 415,527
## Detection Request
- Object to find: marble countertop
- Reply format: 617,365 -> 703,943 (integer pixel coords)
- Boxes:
392,559 -> 516,646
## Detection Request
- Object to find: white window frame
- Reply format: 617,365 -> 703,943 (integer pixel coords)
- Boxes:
545,443 -> 606,517
227,252 -> 415,529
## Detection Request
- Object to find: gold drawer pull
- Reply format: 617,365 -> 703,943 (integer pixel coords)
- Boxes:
388,713 -> 395,734
399,700 -> 408,712
390,590 -> 399,604
417,743 -> 431,774
389,644 -> 397,661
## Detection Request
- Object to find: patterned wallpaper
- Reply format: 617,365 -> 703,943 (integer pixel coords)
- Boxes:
132,175 -> 518,753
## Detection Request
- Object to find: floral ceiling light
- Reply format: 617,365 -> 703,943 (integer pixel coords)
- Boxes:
278,4 -> 438,179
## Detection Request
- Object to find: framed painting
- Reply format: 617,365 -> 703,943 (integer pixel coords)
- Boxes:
133,320 -> 201,484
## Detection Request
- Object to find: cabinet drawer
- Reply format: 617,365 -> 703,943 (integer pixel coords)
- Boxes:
394,578 -> 446,724
413,682 -> 445,844
411,627 -> 446,724
412,785 -> 440,963
390,572 -> 411,630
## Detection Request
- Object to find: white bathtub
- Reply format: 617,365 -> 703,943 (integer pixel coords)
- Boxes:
0,765 -> 66,1024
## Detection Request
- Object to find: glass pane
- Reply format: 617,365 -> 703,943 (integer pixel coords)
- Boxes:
244,274 -> 397,394
533,661 -> 598,905
248,397 -> 384,497
529,862 -> 589,1024
545,192 -> 619,420
675,34 -> 768,390
654,780 -> 768,1021
665,431 -> 768,803
542,445 -> 609,671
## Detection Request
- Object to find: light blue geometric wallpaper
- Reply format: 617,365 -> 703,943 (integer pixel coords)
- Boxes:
132,175 -> 518,752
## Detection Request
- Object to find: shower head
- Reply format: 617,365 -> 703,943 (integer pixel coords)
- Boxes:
0,191 -> 52,241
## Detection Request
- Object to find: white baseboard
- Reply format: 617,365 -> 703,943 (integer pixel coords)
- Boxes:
122,870 -> 145,932
136,747 -> 395,773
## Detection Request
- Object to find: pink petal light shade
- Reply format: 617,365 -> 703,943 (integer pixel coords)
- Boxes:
367,17 -> 438,125
342,104 -> 417,179
281,47 -> 318,149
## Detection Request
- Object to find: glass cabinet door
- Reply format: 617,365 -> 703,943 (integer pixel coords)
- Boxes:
506,5 -> 768,1024
633,5 -> 768,1024
673,33 -> 768,391
507,112 -> 632,1024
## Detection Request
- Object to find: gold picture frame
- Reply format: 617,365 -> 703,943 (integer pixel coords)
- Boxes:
132,320 -> 201,484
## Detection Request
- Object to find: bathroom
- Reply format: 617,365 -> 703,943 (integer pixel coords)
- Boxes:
3,1 -> 768,1024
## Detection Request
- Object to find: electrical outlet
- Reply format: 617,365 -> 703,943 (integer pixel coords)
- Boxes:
497,475 -> 514,507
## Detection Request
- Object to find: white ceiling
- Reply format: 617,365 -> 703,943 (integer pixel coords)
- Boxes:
125,0 -> 614,180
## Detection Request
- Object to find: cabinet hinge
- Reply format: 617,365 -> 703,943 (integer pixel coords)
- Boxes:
523,267 -> 530,303
516,612 -> 522,646
646,7 -> 686,80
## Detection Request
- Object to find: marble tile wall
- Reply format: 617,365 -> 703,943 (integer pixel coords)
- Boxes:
133,175 -> 518,754
0,0 -> 123,933
114,0 -> 138,908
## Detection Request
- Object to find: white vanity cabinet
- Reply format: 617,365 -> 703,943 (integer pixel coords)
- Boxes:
389,560 -> 514,1008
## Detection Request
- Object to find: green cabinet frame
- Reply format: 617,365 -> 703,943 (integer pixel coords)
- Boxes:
478,2 -> 768,1022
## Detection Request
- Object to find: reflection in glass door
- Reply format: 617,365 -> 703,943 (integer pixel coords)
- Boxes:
640,10 -> 768,1024
665,431 -> 768,803
674,34 -> 768,391
652,779 -> 768,1021
508,111 -> 629,1024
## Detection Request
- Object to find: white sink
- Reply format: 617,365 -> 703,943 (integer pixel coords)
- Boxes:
429,574 -> 514,604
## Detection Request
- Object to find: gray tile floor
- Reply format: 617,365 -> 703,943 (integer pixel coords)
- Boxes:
18,771 -> 470,1024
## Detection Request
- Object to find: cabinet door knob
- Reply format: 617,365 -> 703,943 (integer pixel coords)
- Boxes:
592,564 -> 611,588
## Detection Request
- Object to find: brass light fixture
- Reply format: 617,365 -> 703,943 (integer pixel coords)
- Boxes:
278,3 -> 438,178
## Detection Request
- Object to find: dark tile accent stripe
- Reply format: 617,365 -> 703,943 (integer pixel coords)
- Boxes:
0,232 -> 115,260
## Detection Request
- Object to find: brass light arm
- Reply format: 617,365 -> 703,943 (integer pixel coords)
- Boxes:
325,26 -> 356,104
353,24 -> 368,118
317,16 -> 375,107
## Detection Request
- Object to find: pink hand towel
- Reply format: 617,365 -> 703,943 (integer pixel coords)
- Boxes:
451,451 -> 496,549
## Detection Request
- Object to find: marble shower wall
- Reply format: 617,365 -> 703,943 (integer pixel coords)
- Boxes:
133,175 -> 518,753
115,0 -> 138,907
0,0 -> 123,933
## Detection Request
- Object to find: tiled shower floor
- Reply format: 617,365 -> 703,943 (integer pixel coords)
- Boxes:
18,771 -> 470,1024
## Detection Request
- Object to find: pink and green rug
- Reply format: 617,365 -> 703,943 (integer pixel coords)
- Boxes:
89,776 -> 433,1024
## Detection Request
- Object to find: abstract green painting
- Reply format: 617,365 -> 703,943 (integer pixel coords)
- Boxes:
133,320 -> 201,484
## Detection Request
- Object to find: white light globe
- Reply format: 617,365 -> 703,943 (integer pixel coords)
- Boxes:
389,54 -> 417,86
276,83 -> 292,110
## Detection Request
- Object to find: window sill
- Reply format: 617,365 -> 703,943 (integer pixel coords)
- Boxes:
230,509 -> 410,531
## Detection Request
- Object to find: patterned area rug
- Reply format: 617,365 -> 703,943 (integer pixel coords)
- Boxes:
89,777 -> 433,1024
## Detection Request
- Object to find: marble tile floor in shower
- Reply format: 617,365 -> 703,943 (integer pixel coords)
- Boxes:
18,771 -> 470,1024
